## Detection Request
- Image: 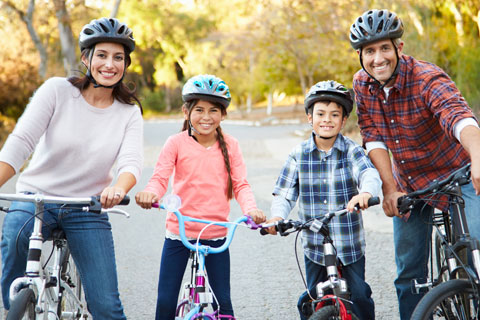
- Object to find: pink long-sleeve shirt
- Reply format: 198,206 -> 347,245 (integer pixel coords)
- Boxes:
144,131 -> 258,239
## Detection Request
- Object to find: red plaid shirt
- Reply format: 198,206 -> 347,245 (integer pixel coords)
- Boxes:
353,54 -> 475,211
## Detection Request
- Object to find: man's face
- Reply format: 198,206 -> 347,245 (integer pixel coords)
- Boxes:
359,39 -> 403,86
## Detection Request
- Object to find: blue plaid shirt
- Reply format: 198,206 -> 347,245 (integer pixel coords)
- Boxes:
272,133 -> 381,265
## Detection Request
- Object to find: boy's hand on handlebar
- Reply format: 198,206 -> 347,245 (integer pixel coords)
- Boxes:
135,191 -> 158,209
384,191 -> 407,218
101,187 -> 126,209
248,209 -> 266,224
264,217 -> 283,235
347,193 -> 372,212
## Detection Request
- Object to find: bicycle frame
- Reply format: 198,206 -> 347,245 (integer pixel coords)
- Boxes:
157,199 -> 261,320
1,193 -> 129,320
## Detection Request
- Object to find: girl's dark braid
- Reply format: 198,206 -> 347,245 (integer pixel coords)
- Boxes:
216,127 -> 233,200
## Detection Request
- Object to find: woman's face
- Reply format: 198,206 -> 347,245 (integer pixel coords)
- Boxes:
83,42 -> 126,87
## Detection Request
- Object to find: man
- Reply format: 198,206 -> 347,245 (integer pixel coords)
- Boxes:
349,9 -> 480,320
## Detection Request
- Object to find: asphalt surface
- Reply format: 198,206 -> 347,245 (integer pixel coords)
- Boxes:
0,119 -> 400,319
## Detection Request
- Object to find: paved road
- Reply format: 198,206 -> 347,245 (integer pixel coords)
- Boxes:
0,120 -> 400,319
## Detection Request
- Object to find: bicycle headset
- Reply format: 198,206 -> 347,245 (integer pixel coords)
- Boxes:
78,17 -> 135,89
304,80 -> 353,117
349,9 -> 404,89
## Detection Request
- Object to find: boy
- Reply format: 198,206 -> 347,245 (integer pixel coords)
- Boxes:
266,80 -> 381,320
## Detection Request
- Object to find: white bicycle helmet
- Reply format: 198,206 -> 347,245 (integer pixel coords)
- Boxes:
182,74 -> 231,108
304,80 -> 353,116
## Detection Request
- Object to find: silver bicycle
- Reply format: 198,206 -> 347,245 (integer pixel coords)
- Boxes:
0,193 -> 130,320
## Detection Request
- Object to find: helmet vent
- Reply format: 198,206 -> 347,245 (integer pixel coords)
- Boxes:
108,19 -> 115,27
83,28 -> 94,35
367,16 -> 373,28
118,25 -> 125,34
99,22 -> 109,33
377,20 -> 384,33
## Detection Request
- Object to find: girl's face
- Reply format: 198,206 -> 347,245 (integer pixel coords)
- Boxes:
82,42 -> 126,87
307,101 -> 346,139
184,100 -> 225,140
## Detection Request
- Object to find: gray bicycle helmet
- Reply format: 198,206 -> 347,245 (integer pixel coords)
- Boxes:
350,9 -> 404,50
182,74 -> 231,108
304,80 -> 353,116
79,17 -> 135,53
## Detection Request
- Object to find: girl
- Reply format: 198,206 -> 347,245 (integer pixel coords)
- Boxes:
0,18 -> 143,319
135,74 -> 265,319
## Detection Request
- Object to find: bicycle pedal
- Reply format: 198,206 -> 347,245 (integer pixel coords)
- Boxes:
411,278 -> 432,294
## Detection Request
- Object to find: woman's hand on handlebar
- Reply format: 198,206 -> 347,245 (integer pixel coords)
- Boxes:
135,191 -> 159,209
101,186 -> 127,209
247,209 -> 266,224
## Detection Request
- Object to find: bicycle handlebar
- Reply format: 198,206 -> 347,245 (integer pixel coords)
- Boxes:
397,163 -> 471,214
153,201 -> 264,255
0,193 -> 131,217
260,196 -> 380,236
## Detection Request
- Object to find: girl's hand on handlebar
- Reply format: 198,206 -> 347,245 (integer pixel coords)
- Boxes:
247,209 -> 266,224
347,193 -> 372,212
135,191 -> 158,209
264,216 -> 283,235
101,186 -> 126,209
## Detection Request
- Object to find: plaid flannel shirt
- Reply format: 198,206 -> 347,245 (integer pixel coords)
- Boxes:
353,54 -> 475,211
272,133 -> 380,266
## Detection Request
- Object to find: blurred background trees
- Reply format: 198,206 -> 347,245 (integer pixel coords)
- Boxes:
1,0 -> 479,122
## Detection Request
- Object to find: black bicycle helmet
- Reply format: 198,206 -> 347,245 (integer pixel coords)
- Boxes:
182,74 -> 231,109
350,9 -> 404,50
79,17 -> 135,53
304,80 -> 353,116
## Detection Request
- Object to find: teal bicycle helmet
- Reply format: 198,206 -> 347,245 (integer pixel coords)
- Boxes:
304,80 -> 353,116
182,75 -> 231,108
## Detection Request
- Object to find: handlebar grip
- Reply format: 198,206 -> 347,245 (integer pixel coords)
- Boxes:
368,196 -> 380,207
260,228 -> 269,236
94,195 -> 130,205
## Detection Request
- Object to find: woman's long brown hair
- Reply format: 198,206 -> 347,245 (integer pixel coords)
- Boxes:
182,100 -> 233,200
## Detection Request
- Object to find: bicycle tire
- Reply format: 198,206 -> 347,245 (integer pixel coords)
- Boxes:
309,305 -> 360,320
6,288 -> 36,320
59,246 -> 85,319
410,279 -> 479,320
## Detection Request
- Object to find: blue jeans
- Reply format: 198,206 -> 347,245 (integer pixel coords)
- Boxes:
297,255 -> 375,320
156,238 -> 233,320
393,181 -> 480,320
1,200 -> 126,319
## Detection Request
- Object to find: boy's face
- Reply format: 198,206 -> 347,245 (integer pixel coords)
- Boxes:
307,101 -> 346,139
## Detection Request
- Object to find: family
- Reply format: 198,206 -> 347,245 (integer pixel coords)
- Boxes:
1,8 -> 480,320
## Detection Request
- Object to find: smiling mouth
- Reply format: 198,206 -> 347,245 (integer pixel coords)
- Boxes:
100,71 -> 116,77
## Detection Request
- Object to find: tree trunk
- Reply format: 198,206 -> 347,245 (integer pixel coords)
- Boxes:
447,0 -> 465,47
164,85 -> 172,113
53,0 -> 77,76
110,0 -> 122,18
2,0 -> 48,78
267,92 -> 273,116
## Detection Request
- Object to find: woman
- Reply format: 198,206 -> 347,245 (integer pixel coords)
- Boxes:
0,17 -> 143,319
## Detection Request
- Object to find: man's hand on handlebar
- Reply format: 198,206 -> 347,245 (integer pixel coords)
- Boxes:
384,191 -> 407,219
264,216 -> 283,235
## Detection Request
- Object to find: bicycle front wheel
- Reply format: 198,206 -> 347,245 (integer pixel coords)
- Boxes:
411,279 -> 479,320
6,288 -> 36,320
59,247 -> 85,318
309,305 -> 360,320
